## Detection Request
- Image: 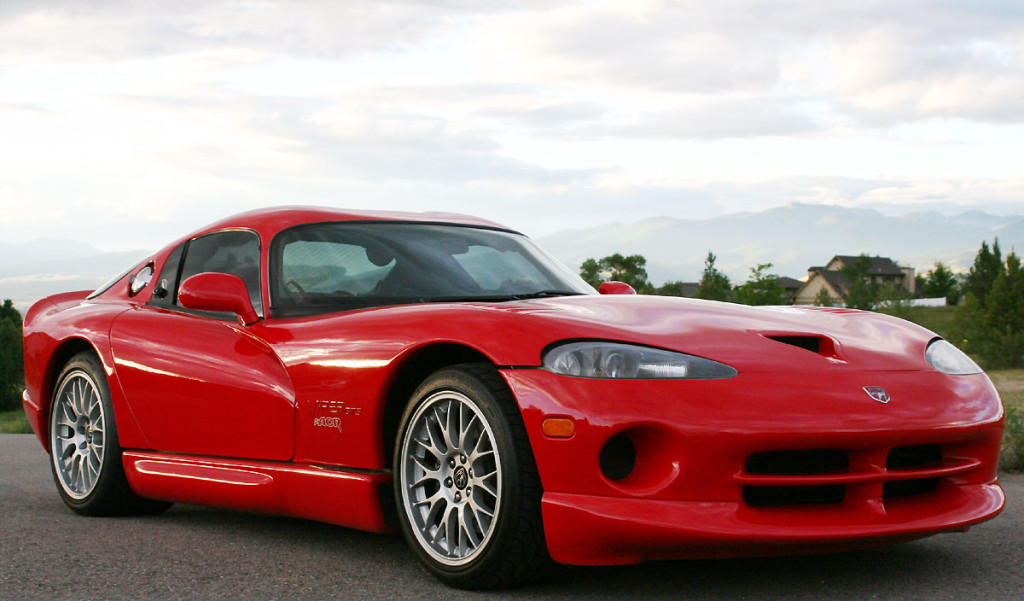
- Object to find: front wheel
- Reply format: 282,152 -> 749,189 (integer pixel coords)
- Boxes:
49,352 -> 172,516
394,364 -> 550,589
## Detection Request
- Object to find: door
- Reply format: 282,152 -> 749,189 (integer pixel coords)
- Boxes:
109,229 -> 295,460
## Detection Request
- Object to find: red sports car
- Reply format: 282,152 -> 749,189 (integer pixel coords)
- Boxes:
22,207 -> 1004,589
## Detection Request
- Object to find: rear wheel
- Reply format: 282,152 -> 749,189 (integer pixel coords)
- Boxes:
50,352 -> 172,516
394,364 -> 550,589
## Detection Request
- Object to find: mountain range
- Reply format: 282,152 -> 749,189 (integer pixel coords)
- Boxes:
536,203 -> 1024,286
2,203 -> 1023,313
0,240 -> 148,314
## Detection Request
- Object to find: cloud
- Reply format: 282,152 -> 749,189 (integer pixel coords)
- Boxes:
1,0 -> 1023,254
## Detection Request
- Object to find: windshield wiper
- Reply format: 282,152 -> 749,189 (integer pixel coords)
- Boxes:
506,290 -> 585,300
411,290 -> 586,304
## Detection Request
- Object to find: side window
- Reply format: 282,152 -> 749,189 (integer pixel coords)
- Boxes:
177,230 -> 263,316
149,243 -> 184,307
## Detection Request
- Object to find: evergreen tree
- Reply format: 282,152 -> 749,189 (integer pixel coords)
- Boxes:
735,263 -> 786,306
922,262 -> 960,304
963,240 -> 1003,305
694,252 -> 732,302
0,299 -> 21,326
950,243 -> 1024,368
982,252 -> 1024,367
0,300 -> 24,412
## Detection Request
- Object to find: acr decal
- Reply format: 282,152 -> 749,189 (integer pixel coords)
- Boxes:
312,400 -> 363,434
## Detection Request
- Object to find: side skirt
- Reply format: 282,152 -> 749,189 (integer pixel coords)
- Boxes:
122,451 -> 393,533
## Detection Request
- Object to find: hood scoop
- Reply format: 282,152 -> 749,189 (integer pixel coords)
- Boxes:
763,333 -> 843,361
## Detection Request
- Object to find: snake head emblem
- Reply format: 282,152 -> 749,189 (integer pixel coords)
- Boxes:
863,386 -> 891,404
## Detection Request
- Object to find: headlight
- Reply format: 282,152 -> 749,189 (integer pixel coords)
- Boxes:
542,341 -> 737,379
925,339 -> 982,375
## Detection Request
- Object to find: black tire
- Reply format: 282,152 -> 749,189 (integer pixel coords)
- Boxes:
49,352 -> 173,517
393,364 -> 551,589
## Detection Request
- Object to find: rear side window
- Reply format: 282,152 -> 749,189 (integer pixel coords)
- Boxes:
148,243 -> 184,307
176,230 -> 263,316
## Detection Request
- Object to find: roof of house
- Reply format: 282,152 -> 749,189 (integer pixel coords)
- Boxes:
830,255 -> 904,276
817,270 -> 851,300
777,276 -> 803,291
677,282 -> 701,297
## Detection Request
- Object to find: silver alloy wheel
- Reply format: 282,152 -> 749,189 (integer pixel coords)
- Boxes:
399,390 -> 502,566
51,370 -> 106,500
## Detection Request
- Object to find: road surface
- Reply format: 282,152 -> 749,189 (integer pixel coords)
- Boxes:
1,434 -> 1021,600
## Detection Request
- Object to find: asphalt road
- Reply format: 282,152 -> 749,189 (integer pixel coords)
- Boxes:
1,434 -> 1021,601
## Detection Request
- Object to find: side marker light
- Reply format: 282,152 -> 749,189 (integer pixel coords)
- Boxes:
541,417 -> 576,439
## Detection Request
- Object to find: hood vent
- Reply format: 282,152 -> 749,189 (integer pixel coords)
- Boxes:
763,334 -> 841,360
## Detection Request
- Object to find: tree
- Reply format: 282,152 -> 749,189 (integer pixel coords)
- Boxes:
813,287 -> 835,307
922,262 -> 960,305
734,263 -> 786,306
963,239 -> 1003,305
579,258 -> 603,289
981,252 -> 1024,367
0,300 -> 24,412
839,254 -> 879,310
694,252 -> 732,302
579,253 -> 651,293
950,242 -> 1024,368
948,292 -> 991,361
655,281 -> 689,297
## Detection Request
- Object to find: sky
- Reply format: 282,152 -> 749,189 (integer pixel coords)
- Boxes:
1,0 -> 1023,253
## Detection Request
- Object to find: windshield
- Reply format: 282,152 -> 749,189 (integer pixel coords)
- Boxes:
270,222 -> 595,317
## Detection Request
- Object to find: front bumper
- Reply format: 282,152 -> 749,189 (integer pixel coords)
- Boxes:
502,369 -> 1005,565
542,482 -> 1004,565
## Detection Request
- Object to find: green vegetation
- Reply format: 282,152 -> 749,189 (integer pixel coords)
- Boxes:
947,241 -> 1024,369
580,253 -> 653,293
876,304 -> 956,337
0,409 -> 31,434
0,299 -> 24,412
693,252 -> 732,301
988,370 -> 1024,473
921,261 -> 960,305
733,263 -> 786,306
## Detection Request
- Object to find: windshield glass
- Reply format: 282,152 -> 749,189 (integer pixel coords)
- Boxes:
270,222 -> 595,317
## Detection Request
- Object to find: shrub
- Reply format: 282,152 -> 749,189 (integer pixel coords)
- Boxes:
1001,404 -> 1024,473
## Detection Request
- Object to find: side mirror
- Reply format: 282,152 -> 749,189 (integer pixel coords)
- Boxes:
598,281 -> 637,295
179,272 -> 260,325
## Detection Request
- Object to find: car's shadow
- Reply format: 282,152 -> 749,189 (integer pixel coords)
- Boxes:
151,504 -> 997,600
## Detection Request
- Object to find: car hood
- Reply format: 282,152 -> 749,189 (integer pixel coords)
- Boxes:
497,295 -> 938,373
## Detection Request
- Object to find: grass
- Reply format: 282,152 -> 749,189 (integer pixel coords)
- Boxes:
0,409 -> 31,434
877,304 -> 957,338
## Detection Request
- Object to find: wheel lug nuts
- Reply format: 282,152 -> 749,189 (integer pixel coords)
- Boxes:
459,454 -> 466,464
454,492 -> 462,502
467,488 -> 473,497
445,477 -> 453,488
448,458 -> 456,468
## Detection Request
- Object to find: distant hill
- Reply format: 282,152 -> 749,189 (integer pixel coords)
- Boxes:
0,240 -> 148,314
2,204 -> 1022,313
536,203 -> 1024,285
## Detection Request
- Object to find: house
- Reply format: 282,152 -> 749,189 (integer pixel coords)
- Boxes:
792,255 -> 915,305
777,276 -> 804,303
